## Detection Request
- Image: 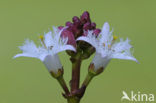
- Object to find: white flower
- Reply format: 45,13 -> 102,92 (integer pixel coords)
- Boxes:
14,27 -> 76,73
77,22 -> 138,70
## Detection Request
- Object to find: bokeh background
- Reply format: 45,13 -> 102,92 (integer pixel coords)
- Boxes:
0,0 -> 156,103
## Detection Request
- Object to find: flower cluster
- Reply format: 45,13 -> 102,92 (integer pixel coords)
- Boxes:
14,11 -> 138,103
58,11 -> 101,47
77,22 -> 138,73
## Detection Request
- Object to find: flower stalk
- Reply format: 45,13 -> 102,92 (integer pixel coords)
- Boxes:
56,76 -> 70,96
70,54 -> 82,92
82,73 -> 94,88
67,97 -> 80,103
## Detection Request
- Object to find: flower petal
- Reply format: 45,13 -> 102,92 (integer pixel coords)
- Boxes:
14,39 -> 39,58
77,31 -> 99,48
44,31 -> 53,47
100,22 -> 111,43
13,53 -> 38,59
101,22 -> 110,37
43,54 -> 62,73
112,38 -> 132,53
92,53 -> 111,70
111,38 -> 138,63
52,45 -> 76,54
111,53 -> 138,63
52,26 -> 67,43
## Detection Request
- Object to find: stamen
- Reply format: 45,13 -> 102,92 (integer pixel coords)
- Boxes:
113,35 -> 118,41
103,43 -> 105,47
108,45 -> 111,48
110,35 -> 118,48
39,35 -> 44,40
39,35 -> 47,49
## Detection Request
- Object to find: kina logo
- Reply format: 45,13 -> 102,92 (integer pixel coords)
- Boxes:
121,91 -> 154,102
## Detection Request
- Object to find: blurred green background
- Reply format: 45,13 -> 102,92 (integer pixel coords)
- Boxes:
0,0 -> 156,103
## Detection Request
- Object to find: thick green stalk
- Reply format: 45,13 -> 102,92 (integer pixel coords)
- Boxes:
67,97 -> 80,103
82,73 -> 94,87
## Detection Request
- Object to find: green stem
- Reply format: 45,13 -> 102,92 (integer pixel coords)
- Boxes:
82,73 -> 94,88
67,97 -> 80,103
57,76 -> 70,95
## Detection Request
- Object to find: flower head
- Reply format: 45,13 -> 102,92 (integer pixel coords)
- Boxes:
77,22 -> 138,71
14,27 -> 76,75
58,11 -> 101,47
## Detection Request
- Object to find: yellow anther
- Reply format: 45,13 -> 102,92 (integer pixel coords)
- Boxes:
39,35 -> 47,49
39,35 -> 44,40
103,43 -> 105,47
113,35 -> 118,41
108,45 -> 111,48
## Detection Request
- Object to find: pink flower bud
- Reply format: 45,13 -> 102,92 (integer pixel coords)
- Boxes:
61,29 -> 76,47
66,22 -> 73,27
93,29 -> 101,36
58,26 -> 64,30
72,16 -> 80,23
83,22 -> 91,31
80,11 -> 91,24
91,22 -> 96,29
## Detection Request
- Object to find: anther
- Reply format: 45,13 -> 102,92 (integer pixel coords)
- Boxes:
39,35 -> 44,40
108,45 -> 111,48
113,35 -> 118,41
103,43 -> 105,47
39,35 -> 47,49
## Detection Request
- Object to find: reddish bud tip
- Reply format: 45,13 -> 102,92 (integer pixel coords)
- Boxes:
83,22 -> 91,31
80,11 -> 91,24
61,29 -> 76,47
72,16 -> 82,29
91,22 -> 96,29
93,29 -> 101,36
72,16 -> 80,23
66,22 -> 73,27
58,26 -> 64,30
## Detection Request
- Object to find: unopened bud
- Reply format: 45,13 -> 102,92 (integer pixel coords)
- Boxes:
83,22 -> 91,31
93,29 -> 101,36
66,21 -> 73,27
80,11 -> 91,24
58,26 -> 64,30
91,22 -> 96,29
72,16 -> 80,24
61,29 -> 76,47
